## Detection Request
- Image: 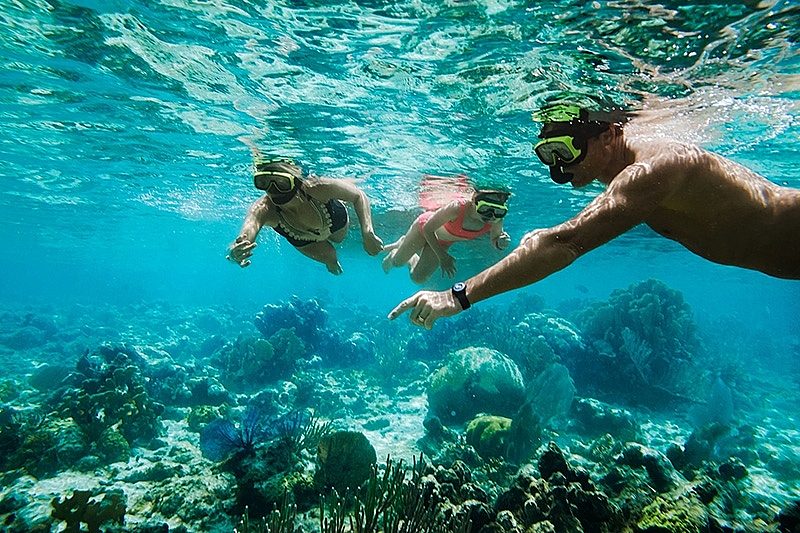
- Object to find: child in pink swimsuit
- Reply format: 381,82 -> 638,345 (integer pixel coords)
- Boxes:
382,189 -> 511,284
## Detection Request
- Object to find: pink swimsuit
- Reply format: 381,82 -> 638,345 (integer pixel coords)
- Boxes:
416,200 -> 492,247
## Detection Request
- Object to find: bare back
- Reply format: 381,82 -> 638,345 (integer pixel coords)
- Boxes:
630,139 -> 800,278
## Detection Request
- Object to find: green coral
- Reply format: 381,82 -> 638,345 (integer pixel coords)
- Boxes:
466,415 -> 512,460
96,426 -> 130,463
637,491 -> 708,532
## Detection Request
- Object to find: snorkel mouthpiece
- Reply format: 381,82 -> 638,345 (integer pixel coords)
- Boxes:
550,166 -> 573,184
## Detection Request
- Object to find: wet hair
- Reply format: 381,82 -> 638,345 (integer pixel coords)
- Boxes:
254,157 -> 305,182
539,119 -> 610,141
475,189 -> 511,204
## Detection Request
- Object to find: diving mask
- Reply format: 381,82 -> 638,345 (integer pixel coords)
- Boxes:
254,169 -> 296,194
475,199 -> 508,219
253,157 -> 303,202
533,135 -> 584,167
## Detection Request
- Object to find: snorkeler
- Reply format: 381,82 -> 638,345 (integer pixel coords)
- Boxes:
390,103 -> 800,329
227,156 -> 384,275
382,188 -> 511,284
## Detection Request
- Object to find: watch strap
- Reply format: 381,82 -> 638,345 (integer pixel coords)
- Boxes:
451,282 -> 471,310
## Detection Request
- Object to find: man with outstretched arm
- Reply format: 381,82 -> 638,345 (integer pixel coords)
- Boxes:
389,105 -> 800,329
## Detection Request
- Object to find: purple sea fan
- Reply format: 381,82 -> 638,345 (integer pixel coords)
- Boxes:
199,407 -> 271,461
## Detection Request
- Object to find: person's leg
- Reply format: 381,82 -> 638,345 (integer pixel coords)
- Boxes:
329,226 -> 348,244
296,241 -> 343,275
409,245 -> 442,284
382,223 -> 427,273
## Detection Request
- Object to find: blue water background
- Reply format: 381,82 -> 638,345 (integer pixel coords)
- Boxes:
1,0 -> 798,335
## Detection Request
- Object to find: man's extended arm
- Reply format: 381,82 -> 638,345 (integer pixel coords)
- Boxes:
389,162 -> 674,327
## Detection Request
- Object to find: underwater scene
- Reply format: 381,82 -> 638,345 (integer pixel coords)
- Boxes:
1,0 -> 799,531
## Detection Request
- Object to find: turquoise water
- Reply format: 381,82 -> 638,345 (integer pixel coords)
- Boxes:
1,0 -> 799,531
1,0 -> 798,317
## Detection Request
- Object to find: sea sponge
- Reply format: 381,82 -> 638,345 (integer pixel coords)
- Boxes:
314,430 -> 376,493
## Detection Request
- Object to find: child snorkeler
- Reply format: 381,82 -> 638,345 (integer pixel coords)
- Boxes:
382,187 -> 511,284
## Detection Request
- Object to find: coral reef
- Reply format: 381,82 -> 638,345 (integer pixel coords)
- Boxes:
212,331 -> 306,392
0,299 -> 797,533
51,489 -> 126,533
495,442 -> 621,532
574,278 -> 705,406
53,345 -> 164,449
255,296 -> 328,349
427,346 -> 525,424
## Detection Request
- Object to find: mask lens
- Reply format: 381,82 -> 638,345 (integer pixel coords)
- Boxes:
476,201 -> 508,219
254,171 -> 294,193
534,136 -> 580,166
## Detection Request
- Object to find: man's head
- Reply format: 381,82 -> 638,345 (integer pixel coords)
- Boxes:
473,189 -> 511,221
532,104 -> 612,185
253,157 -> 304,204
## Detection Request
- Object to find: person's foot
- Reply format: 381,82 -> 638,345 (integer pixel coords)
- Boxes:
408,252 -> 420,270
383,238 -> 401,253
327,261 -> 343,275
382,251 -> 395,273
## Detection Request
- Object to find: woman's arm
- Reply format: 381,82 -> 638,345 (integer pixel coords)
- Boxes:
422,202 -> 461,277
227,197 -> 272,267
312,178 -> 383,255
489,220 -> 511,250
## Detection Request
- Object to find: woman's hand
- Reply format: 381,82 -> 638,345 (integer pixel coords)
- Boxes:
226,235 -> 256,267
362,231 -> 384,256
494,231 -> 511,250
439,253 -> 457,278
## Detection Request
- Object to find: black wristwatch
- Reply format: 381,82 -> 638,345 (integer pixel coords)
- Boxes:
451,281 -> 471,310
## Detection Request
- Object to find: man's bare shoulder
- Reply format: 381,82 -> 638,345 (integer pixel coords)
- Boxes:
628,136 -> 709,165
622,136 -> 716,185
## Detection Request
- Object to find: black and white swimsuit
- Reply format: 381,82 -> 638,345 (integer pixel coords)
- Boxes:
273,194 -> 348,247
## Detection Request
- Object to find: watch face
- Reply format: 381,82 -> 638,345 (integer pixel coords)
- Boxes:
453,282 -> 466,291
